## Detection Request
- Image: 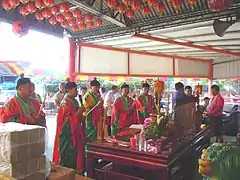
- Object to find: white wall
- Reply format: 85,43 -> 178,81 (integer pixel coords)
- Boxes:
78,45 -> 211,77
213,60 -> 240,79
175,59 -> 210,77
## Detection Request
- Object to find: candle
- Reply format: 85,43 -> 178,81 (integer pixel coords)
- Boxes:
111,138 -> 117,146
130,137 -> 137,149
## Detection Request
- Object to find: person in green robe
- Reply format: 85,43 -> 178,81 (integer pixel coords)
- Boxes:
83,78 -> 104,145
52,82 -> 85,174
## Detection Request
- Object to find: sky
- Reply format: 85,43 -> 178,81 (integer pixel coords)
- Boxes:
0,21 -> 68,74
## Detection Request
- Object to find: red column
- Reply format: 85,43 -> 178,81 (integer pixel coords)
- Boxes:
208,62 -> 213,96
69,38 -> 76,82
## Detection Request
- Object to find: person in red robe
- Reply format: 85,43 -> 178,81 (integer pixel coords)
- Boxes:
0,77 -> 46,127
52,82 -> 85,174
136,82 -> 154,124
111,83 -> 134,135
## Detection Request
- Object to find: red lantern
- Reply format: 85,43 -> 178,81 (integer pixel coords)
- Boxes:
117,4 -> 127,14
65,11 -> 73,20
171,0 -> 183,12
61,20 -> 69,28
106,0 -> 117,9
56,14 -> 65,22
68,19 -> 76,26
126,9 -> 135,18
59,3 -> 69,12
122,0 -> 131,5
1,0 -> 12,10
156,2 -> 165,14
76,17 -> 84,24
85,14 -> 93,23
19,0 -> 29,4
148,0 -> 157,7
207,0 -> 233,11
79,23 -> 86,31
132,0 -> 141,11
43,0 -> 54,7
50,5 -> 59,15
49,16 -> 57,25
141,6 -> 150,15
9,0 -> 20,8
95,18 -> 103,27
35,11 -> 44,20
35,0 -> 44,10
187,0 -> 197,5
72,25 -> 79,32
26,2 -> 36,13
19,6 -> 29,16
72,9 -> 82,17
42,8 -> 51,18
12,21 -> 29,37
87,22 -> 94,29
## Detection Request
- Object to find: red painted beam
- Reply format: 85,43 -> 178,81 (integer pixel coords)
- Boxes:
132,33 -> 240,56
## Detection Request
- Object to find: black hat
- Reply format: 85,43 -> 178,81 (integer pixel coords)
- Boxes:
65,82 -> 77,90
16,77 -> 31,90
142,82 -> 150,88
121,83 -> 129,89
90,77 -> 100,87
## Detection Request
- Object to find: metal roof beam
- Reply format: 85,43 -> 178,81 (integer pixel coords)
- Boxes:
132,33 -> 240,56
130,38 -> 240,51
67,0 -> 126,27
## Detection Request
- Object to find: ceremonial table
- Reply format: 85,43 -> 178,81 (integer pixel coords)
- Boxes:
87,103 -> 211,180
87,127 -> 210,180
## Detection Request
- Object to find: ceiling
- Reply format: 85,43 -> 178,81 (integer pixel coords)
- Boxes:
1,0 -> 240,63
87,20 -> 240,62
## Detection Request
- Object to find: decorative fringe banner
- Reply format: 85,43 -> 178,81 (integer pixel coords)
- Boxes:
75,75 -> 208,83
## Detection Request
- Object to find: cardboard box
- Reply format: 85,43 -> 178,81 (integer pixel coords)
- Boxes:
0,123 -> 46,163
47,165 -> 75,180
3,155 -> 47,179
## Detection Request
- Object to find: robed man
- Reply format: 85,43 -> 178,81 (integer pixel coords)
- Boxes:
111,83 -> 134,135
83,78 -> 104,143
136,82 -> 154,124
52,82 -> 85,174
0,77 -> 46,127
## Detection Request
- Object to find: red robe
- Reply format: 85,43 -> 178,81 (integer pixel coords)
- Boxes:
52,95 -> 85,173
0,96 -> 46,127
111,95 -> 133,135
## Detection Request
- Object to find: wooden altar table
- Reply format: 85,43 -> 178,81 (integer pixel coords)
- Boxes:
87,128 -> 211,180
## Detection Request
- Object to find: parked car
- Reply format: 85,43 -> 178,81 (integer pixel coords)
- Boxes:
222,104 -> 240,136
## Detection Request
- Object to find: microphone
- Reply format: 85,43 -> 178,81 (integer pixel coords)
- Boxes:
78,95 -> 83,106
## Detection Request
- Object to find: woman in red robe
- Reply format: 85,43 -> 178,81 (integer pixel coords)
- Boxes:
111,83 -> 134,135
52,82 -> 85,174
0,77 -> 46,127
136,82 -> 154,124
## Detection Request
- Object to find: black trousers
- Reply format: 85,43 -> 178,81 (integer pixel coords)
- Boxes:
210,116 -> 223,136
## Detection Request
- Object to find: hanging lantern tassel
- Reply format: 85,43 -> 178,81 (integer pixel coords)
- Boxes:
155,2 -> 165,15
188,0 -> 197,10
171,0 -> 183,14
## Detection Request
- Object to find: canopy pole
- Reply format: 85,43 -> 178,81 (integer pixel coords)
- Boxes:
69,38 -> 76,82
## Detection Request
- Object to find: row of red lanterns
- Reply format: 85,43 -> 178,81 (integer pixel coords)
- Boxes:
106,0 -> 199,17
33,10 -> 103,31
106,0 -> 233,17
1,0 -> 103,31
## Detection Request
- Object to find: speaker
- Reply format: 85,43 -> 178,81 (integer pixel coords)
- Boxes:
213,19 -> 235,37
